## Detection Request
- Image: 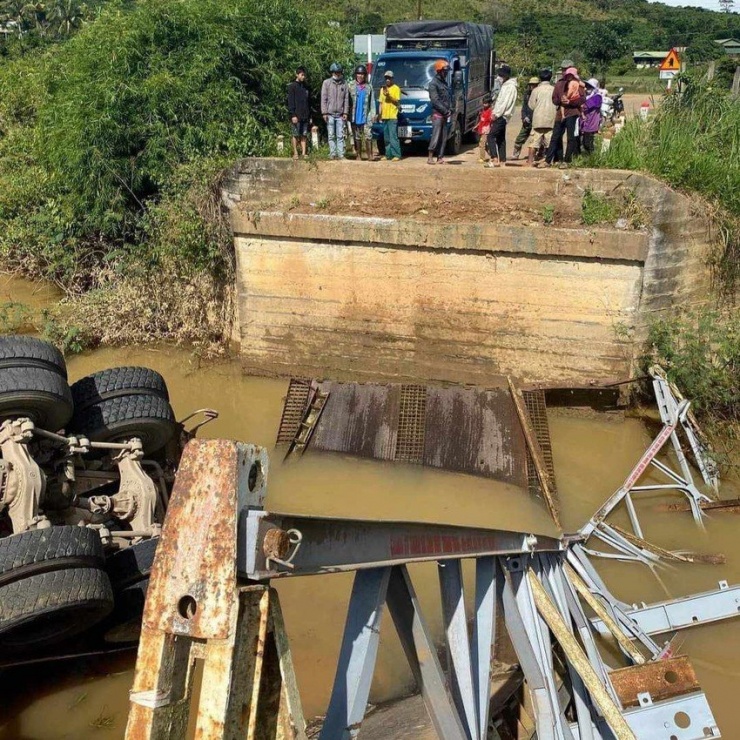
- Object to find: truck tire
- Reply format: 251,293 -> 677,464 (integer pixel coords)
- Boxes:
0,366 -> 74,431
0,526 -> 104,581
0,336 -> 68,379
71,366 -> 169,412
102,538 -> 158,644
0,567 -> 114,650
69,393 -> 176,456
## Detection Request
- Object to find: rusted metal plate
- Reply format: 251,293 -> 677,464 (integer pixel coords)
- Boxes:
423,386 -> 528,488
609,656 -> 700,708
142,439 -> 250,640
310,381 -> 400,460
278,379 -> 535,489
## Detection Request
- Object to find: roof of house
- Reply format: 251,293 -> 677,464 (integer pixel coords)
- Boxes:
633,51 -> 670,58
714,38 -> 740,45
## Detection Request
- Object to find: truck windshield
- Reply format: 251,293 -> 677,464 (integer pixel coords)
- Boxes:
372,58 -> 439,90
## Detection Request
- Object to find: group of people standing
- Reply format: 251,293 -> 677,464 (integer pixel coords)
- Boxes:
286,58 -> 604,167
476,59 -> 603,168
287,62 -> 396,161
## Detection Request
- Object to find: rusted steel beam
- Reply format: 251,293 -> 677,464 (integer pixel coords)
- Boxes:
609,656 -> 700,708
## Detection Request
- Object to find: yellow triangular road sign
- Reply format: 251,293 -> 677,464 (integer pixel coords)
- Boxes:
660,48 -> 681,71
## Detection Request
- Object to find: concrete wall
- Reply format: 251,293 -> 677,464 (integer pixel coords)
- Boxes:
224,159 -> 713,386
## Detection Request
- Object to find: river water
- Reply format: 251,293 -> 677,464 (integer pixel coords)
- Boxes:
0,279 -> 739,738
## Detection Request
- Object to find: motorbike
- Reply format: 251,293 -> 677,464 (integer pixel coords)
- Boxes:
601,87 -> 625,124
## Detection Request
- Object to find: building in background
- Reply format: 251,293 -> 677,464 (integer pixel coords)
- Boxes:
632,50 -> 670,68
714,38 -> 740,56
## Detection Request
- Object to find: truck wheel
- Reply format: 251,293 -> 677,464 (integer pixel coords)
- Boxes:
0,568 -> 114,650
0,336 -> 73,430
0,526 -> 105,578
103,537 -> 158,644
71,366 -> 169,411
447,118 -> 463,156
0,336 -> 68,379
70,392 -> 176,456
0,526 -> 113,650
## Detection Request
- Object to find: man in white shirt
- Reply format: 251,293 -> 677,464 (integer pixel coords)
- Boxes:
487,65 -> 517,167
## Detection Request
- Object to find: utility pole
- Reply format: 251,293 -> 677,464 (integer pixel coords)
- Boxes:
417,0 -> 422,20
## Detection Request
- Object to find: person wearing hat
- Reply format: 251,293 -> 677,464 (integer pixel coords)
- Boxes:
428,59 -> 451,165
377,69 -> 402,161
580,78 -> 603,155
321,62 -> 350,160
512,76 -> 539,160
349,64 -> 376,161
524,69 -> 556,167
486,64 -> 517,167
545,66 -> 585,167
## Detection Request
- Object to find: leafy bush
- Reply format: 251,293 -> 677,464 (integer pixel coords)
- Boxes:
647,308 -> 740,423
644,308 -> 739,466
0,0 -> 350,347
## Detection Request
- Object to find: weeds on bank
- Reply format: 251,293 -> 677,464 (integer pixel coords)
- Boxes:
0,0 -> 350,351
594,81 -> 740,293
581,188 -> 619,225
643,307 -> 740,469
542,204 -> 555,225
0,302 -> 34,334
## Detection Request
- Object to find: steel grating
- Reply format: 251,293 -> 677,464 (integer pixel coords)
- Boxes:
395,385 -> 427,464
276,378 -> 312,444
522,389 -> 557,499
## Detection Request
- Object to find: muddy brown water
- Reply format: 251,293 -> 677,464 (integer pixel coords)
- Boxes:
1,279 -> 739,738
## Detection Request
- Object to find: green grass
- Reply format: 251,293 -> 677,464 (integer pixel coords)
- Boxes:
581,188 -> 619,226
595,79 -> 740,292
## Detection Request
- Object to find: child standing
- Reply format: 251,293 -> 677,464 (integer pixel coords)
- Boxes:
476,97 -> 493,163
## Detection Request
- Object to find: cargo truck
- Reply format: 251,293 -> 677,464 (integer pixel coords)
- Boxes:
371,21 -> 494,156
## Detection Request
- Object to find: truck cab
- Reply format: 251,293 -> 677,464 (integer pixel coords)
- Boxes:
370,21 -> 493,155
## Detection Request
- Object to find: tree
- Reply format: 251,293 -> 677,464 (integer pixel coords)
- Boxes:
49,0 -> 86,37
719,0 -> 734,13
686,36 -> 725,63
582,22 -> 629,74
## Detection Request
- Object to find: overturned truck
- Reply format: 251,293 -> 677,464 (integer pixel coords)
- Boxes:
0,336 -> 215,655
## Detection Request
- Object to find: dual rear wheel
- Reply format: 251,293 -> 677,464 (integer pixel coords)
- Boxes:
0,336 -> 178,650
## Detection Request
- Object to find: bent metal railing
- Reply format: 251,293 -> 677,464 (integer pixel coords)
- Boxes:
123,439 -> 726,740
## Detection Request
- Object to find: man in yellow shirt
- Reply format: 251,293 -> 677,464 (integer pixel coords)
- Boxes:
377,70 -> 402,161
